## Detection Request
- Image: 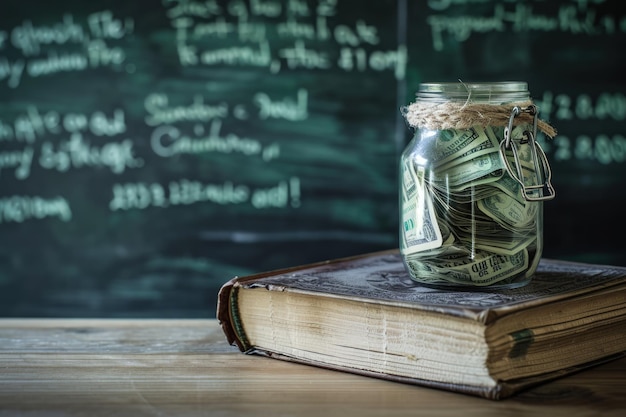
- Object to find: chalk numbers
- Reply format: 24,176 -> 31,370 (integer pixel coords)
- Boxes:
551,134 -> 626,165
536,91 -> 626,164
109,182 -> 168,211
541,92 -> 626,122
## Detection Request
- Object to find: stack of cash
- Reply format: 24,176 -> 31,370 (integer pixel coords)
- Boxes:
400,125 -> 542,287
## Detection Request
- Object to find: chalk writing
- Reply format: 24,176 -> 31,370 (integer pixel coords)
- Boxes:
0,0 -> 406,237
337,45 -> 406,79
0,106 -> 140,180
165,0 -> 222,19
0,107 -> 126,143
87,10 -> 134,39
552,134 -> 626,165
0,195 -> 72,223
26,51 -> 88,77
0,58 -> 25,88
39,134 -> 143,174
254,88 -> 308,121
533,90 -> 626,165
144,87 -> 310,161
536,91 -> 626,122
276,17 -> 330,40
165,0 -> 407,80
0,10 -> 134,88
426,1 -> 621,51
9,14 -> 85,56
0,146 -> 34,179
251,179 -> 290,208
109,176 -> 301,211
197,41 -> 273,67
144,93 -> 229,126
150,120 -> 271,160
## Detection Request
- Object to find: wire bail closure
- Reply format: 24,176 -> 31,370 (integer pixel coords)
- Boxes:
499,105 -> 556,202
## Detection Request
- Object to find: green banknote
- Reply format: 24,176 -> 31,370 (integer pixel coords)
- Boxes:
429,127 -> 497,167
433,126 -> 501,168
406,249 -> 529,286
432,151 -> 504,189
477,193 -> 538,231
400,159 -> 443,255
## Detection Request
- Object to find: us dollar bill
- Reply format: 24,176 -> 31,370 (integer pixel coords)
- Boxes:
401,157 -> 417,203
400,159 -> 443,255
406,249 -> 529,287
477,193 -> 538,231
491,174 -> 526,204
434,126 -> 501,168
433,152 -> 504,188
474,234 -> 536,256
429,126 -> 502,168
525,246 -> 542,280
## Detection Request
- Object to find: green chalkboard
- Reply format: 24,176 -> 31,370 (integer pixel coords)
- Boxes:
0,0 -> 407,316
1,0 -> 624,317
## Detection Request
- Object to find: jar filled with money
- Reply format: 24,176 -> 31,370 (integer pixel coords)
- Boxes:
399,82 -> 556,289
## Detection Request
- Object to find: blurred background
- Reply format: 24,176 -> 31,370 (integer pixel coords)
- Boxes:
1,0 -> 624,317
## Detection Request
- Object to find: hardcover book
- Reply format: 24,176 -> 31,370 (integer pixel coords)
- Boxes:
217,249 -> 626,400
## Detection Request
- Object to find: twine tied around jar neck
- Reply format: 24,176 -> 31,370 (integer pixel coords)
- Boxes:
402,100 -> 557,139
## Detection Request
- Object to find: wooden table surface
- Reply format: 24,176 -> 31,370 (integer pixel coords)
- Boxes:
0,319 -> 624,416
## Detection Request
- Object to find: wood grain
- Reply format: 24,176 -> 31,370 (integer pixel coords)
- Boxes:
0,319 -> 624,416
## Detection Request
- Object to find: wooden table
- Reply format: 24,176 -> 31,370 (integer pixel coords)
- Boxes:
1,319 -> 624,416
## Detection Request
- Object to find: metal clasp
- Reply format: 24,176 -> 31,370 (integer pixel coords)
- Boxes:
499,105 -> 556,201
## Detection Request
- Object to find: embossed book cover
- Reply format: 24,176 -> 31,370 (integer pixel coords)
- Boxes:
217,249 -> 626,400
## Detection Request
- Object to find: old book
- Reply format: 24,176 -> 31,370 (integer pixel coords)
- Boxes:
217,249 -> 626,400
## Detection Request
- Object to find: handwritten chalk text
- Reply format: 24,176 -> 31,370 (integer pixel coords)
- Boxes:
0,195 -> 72,223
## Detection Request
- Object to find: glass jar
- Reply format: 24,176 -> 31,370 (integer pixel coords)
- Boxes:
399,82 -> 556,289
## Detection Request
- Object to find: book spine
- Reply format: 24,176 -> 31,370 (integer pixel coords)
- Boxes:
217,279 -> 250,352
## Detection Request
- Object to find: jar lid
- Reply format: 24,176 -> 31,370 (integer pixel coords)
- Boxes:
416,81 -> 530,103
